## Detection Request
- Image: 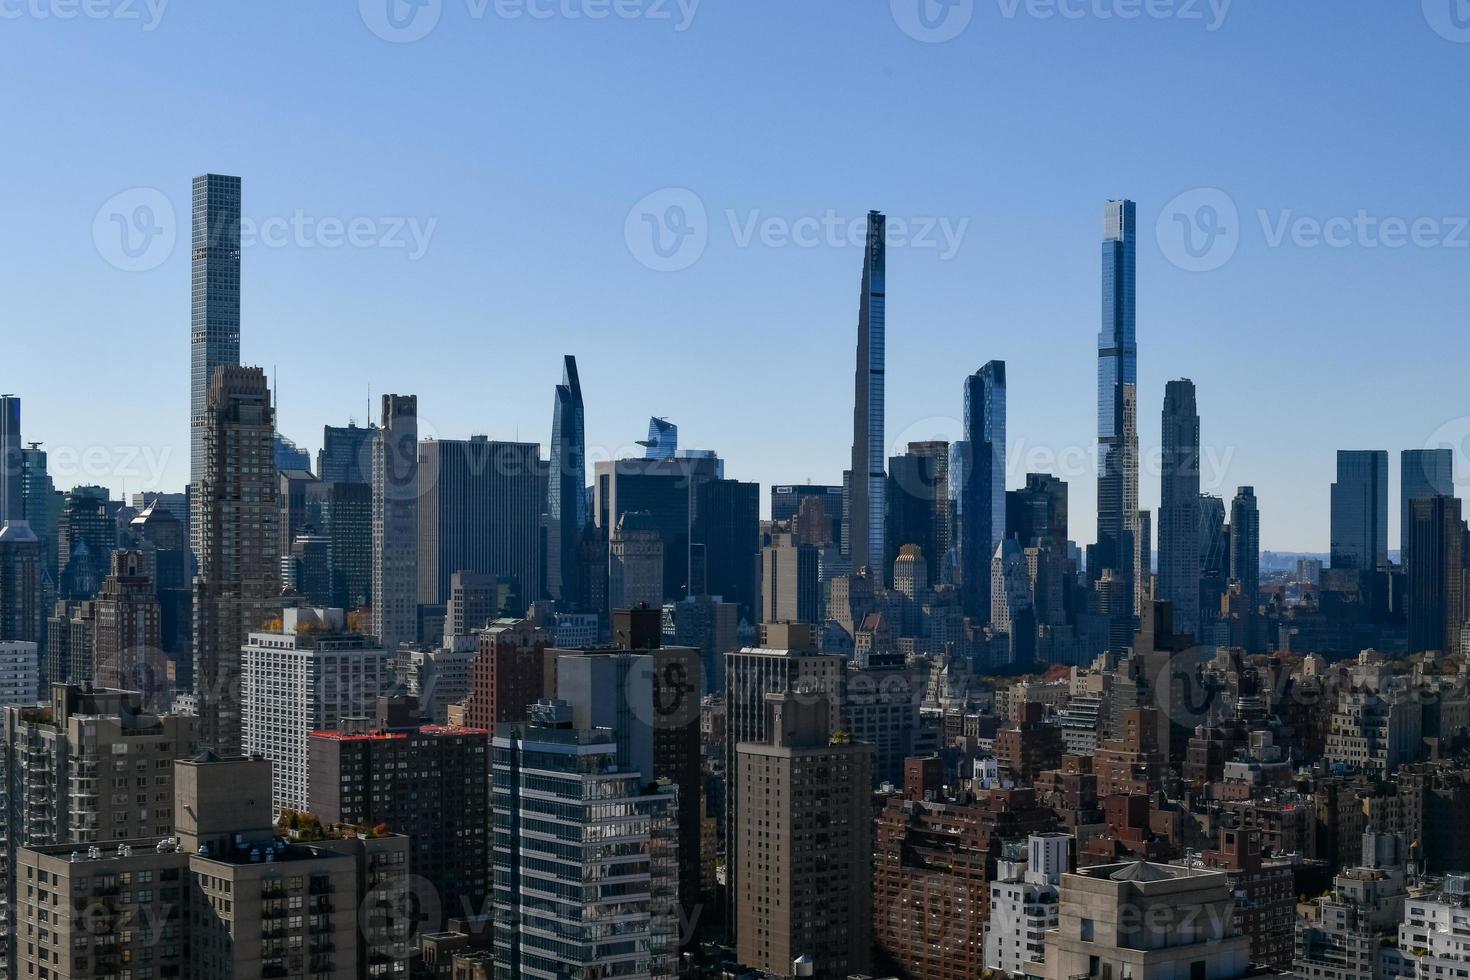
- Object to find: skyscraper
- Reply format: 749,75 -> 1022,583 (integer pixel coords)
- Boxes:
371,394 -> 418,651
639,416 -> 677,459
734,693 -> 873,980
415,437 -> 546,612
1199,493 -> 1228,638
1230,486 -> 1260,650
1158,379 -> 1201,636
1406,494 -> 1466,654
546,355 -> 586,608
189,174 -> 242,556
848,210 -> 886,575
1402,448 -> 1454,565
92,550 -> 164,708
887,440 -> 950,587
492,700 -> 680,980
690,477 -> 759,618
1096,200 -> 1140,626
0,395 -> 21,527
1330,450 -> 1388,570
317,420 -> 376,485
953,360 -> 1006,622
193,365 -> 279,754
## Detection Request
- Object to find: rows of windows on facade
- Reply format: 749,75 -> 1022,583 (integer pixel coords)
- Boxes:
2,182 -> 1470,980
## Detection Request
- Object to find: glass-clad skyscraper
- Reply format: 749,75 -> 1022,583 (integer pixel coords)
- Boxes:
190,173 -> 242,553
546,355 -> 587,607
952,360 -> 1006,622
1329,450 -> 1388,570
1096,199 -> 1140,640
1158,379 -> 1201,637
1401,448 -> 1454,565
848,211 -> 887,575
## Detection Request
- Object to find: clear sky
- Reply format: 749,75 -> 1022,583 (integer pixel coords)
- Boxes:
3,0 -> 1468,551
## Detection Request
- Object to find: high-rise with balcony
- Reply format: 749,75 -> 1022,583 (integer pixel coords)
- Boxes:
189,174 -> 242,556
1096,200 -> 1140,638
491,699 -> 679,980
1158,379 -> 1201,637
193,365 -> 278,754
848,210 -> 886,576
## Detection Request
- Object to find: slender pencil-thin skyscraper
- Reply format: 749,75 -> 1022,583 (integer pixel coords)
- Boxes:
1158,379 -> 1201,637
848,210 -> 886,575
953,361 -> 1006,621
190,174 -> 242,555
0,395 -> 22,527
1096,199 -> 1139,633
547,356 -> 587,608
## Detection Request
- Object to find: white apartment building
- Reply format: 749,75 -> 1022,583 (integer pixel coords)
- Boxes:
986,833 -> 1072,976
242,607 -> 390,813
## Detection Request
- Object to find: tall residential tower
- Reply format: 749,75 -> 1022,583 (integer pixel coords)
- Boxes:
546,356 -> 586,608
1096,200 -> 1140,634
848,210 -> 887,574
1158,379 -> 1201,636
189,174 -> 242,554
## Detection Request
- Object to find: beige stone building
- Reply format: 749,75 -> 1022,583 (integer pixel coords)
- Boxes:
734,693 -> 872,980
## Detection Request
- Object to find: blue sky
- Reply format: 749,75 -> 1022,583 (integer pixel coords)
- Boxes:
3,0 -> 1468,551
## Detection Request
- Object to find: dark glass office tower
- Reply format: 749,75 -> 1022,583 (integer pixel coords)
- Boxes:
691,478 -> 759,620
1406,494 -> 1466,654
1096,199 -> 1140,631
1402,448 -> 1454,565
1159,379 -> 1201,636
1230,486 -> 1260,650
189,174 -> 242,554
848,211 -> 886,575
546,355 -> 587,608
886,441 -> 949,587
1007,473 -> 1068,550
1330,450 -> 1388,570
1198,493 -> 1228,638
317,421 -> 376,485
0,395 -> 21,526
952,361 -> 1006,622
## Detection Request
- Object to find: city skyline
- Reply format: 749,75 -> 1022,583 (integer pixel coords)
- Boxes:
6,2 -> 1470,552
